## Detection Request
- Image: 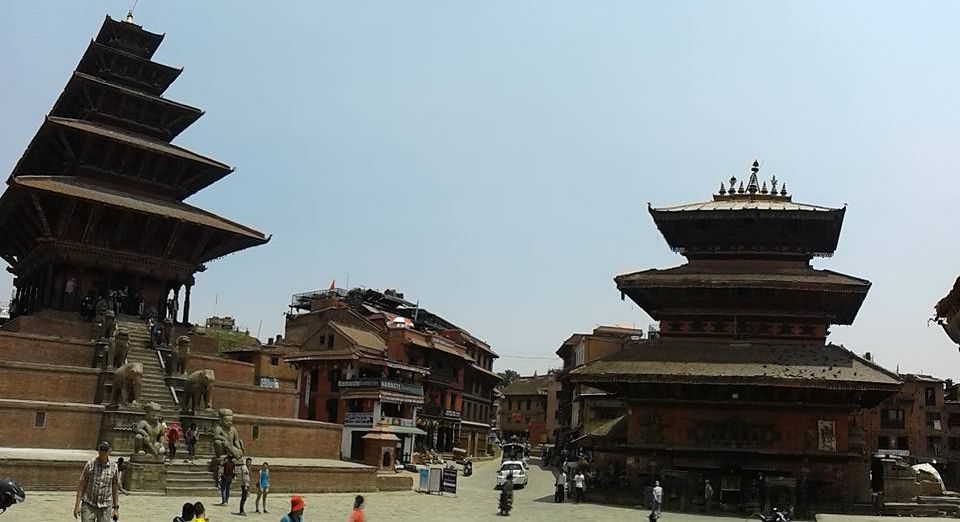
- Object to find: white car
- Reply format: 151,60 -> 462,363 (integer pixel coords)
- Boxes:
497,460 -> 528,488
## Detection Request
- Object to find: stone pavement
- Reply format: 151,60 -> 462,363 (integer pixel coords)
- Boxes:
10,458 -> 812,521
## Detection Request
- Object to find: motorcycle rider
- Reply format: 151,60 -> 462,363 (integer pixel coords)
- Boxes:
0,477 -> 25,514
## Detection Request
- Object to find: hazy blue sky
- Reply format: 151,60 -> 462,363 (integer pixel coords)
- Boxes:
2,2 -> 959,376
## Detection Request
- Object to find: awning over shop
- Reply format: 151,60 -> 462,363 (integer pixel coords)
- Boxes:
391,426 -> 427,436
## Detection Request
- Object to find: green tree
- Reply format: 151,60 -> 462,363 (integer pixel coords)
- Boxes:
497,369 -> 520,386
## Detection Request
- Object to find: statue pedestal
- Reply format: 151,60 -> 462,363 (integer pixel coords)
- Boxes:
99,407 -> 145,455
179,411 -> 218,456
127,454 -> 166,492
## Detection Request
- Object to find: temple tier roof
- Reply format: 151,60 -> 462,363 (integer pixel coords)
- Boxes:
12,116 -> 232,200
76,41 -> 182,96
650,161 -> 845,259
616,264 -> 870,324
566,339 -> 900,392
51,72 -> 203,142
95,15 -> 164,59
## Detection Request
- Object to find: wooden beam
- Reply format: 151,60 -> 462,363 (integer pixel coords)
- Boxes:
139,216 -> 157,252
29,193 -> 52,237
164,220 -> 183,257
190,228 -> 213,262
57,199 -> 77,238
81,204 -> 103,244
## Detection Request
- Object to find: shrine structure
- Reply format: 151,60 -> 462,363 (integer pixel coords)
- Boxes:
0,14 -> 269,326
564,161 -> 900,513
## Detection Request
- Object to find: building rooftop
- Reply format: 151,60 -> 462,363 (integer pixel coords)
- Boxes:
502,374 -> 556,396
329,322 -> 387,353
567,339 -> 900,391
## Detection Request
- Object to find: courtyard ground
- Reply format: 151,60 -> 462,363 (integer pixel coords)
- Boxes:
9,458 -> 943,521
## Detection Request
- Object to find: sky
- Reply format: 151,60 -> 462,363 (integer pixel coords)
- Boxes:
2,1 -> 959,377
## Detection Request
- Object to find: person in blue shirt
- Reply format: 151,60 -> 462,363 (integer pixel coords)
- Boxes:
255,461 -> 270,513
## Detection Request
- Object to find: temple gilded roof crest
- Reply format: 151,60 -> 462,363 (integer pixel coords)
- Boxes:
714,160 -> 791,202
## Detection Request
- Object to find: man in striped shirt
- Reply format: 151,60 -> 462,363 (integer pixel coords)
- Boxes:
73,441 -> 120,521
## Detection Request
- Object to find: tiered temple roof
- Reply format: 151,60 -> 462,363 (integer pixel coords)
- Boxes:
571,160 -> 897,401
0,14 -> 268,320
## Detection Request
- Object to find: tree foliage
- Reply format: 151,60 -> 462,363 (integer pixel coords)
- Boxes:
497,369 -> 521,386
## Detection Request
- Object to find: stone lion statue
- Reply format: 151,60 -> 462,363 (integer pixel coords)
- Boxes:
166,335 -> 191,376
133,401 -> 166,456
110,362 -> 143,406
161,317 -> 173,347
103,310 -> 117,340
111,330 -> 130,369
181,369 -> 215,414
212,408 -> 244,461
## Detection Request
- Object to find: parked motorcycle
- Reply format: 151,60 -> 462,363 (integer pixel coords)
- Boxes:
463,459 -> 473,477
0,477 -> 25,515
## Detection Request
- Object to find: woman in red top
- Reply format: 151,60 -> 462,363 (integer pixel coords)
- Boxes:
166,424 -> 181,461
349,495 -> 364,522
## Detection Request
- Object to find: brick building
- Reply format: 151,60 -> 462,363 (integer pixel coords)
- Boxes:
498,374 -> 560,444
284,287 -> 499,457
563,162 -> 900,513
555,325 -> 643,447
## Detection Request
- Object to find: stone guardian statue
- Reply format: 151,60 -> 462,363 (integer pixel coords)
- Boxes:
181,369 -> 215,414
166,335 -> 191,376
111,330 -> 130,369
212,408 -> 244,461
133,402 -> 166,456
110,362 -> 143,406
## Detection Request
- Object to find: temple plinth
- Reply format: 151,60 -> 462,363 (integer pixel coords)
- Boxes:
0,15 -> 269,324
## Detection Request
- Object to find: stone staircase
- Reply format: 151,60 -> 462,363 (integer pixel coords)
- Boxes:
115,317 -> 178,412
165,460 -> 220,497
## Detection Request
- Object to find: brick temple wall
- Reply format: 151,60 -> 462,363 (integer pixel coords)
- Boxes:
187,354 -> 255,386
2,310 -> 91,340
214,381 -> 297,418
0,399 -> 103,449
0,331 -> 94,366
234,414 -> 342,459
0,361 -> 99,403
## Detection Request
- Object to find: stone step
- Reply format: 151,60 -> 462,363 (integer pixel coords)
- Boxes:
166,477 -> 214,487
164,486 -> 220,497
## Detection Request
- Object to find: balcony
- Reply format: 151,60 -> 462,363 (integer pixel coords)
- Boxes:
338,378 -> 423,396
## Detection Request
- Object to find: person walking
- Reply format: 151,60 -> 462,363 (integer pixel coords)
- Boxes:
704,480 -> 714,512
652,480 -> 664,517
554,470 -> 567,503
73,441 -> 120,522
167,423 -> 181,461
255,461 -> 270,513
172,502 -> 195,522
280,496 -> 305,522
238,457 -> 252,516
185,423 -> 198,461
116,457 -> 128,495
348,495 -> 364,522
574,469 -> 586,504
218,456 -> 235,506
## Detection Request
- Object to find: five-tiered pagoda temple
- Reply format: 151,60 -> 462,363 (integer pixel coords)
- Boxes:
566,161 -> 899,513
0,14 -> 269,323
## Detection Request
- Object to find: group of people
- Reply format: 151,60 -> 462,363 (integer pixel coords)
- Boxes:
71,439 -> 340,522
216,457 -> 271,516
553,468 -> 588,503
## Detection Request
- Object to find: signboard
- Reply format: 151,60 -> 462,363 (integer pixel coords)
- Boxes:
441,466 -> 458,495
419,467 -> 430,491
444,410 -> 462,420
382,416 -> 415,427
875,449 -> 910,457
344,412 -> 374,427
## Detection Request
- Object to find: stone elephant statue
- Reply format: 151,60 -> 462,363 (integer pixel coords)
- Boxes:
181,369 -> 215,414
110,362 -> 143,406
166,335 -> 191,376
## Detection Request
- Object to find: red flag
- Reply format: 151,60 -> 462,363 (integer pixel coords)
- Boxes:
329,278 -> 336,290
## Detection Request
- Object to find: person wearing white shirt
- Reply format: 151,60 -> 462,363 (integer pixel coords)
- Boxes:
573,471 -> 586,503
554,471 -> 567,503
652,480 -> 663,516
